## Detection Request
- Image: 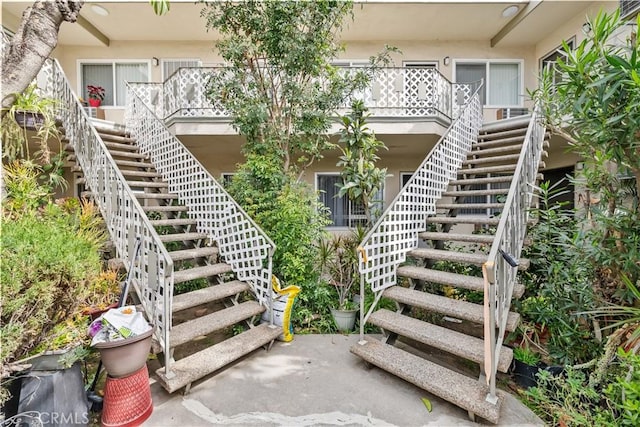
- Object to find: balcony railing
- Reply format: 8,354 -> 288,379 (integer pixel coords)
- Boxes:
129,66 -> 475,125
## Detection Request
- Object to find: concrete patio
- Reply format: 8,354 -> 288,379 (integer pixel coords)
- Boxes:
146,334 -> 542,426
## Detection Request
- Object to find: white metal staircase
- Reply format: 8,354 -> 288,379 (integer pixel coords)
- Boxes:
41,60 -> 280,393
351,97 -> 548,422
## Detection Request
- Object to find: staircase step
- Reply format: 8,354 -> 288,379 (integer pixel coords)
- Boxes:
115,158 -> 155,169
397,265 -> 484,292
442,188 -> 509,197
173,263 -> 233,284
463,153 -> 521,166
458,164 -> 517,175
142,205 -> 188,213
436,202 -> 505,210
470,143 -> 523,156
369,309 -> 513,373
427,216 -> 500,226
350,338 -> 504,424
150,218 -> 197,227
135,192 -> 179,200
104,141 -> 139,152
473,135 -> 527,149
450,175 -> 514,186
159,232 -> 207,243
172,280 -> 248,312
117,169 -> 162,178
408,248 -> 487,265
480,116 -> 531,134
155,323 -> 281,393
170,301 -> 265,348
397,265 -> 525,297
98,133 -> 137,145
126,181 -> 169,189
169,246 -> 219,262
94,124 -> 130,138
419,231 -> 495,244
419,231 -> 532,247
106,150 -> 148,160
383,286 -> 520,332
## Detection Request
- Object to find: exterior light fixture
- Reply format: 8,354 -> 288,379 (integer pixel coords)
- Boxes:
91,4 -> 109,16
582,22 -> 592,33
502,5 -> 519,18
443,56 -> 450,66
152,57 -> 160,67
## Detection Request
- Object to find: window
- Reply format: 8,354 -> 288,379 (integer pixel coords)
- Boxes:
621,0 -> 640,19
221,173 -> 234,188
317,173 -> 383,228
80,61 -> 150,106
161,59 -> 202,80
400,172 -> 413,190
455,61 -> 522,107
540,39 -> 575,86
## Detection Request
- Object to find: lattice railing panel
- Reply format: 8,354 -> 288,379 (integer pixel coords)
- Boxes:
129,82 -> 164,118
125,85 -> 275,306
483,111 -> 544,400
42,60 -> 175,375
135,66 -> 469,121
358,88 -> 484,294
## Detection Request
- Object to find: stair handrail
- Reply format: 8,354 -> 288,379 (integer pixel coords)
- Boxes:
482,108 -> 546,403
356,82 -> 484,340
125,83 -> 276,311
42,59 -> 176,378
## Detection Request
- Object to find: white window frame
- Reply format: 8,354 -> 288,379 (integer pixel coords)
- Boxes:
452,59 -> 524,108
316,172 -> 384,229
77,59 -> 152,108
402,61 -> 439,70
160,58 -> 202,81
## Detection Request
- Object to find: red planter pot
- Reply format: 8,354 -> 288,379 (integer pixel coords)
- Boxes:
88,98 -> 101,107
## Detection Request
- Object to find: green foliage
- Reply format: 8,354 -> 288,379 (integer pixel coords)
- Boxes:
513,346 -> 541,366
228,154 -> 330,285
202,0 -> 396,174
532,9 -> 640,290
1,83 -> 61,164
337,100 -> 389,228
1,201 -> 105,366
517,180 -> 600,364
316,227 -> 365,309
523,348 -> 640,426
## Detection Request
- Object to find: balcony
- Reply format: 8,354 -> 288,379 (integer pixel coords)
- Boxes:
129,66 -> 475,135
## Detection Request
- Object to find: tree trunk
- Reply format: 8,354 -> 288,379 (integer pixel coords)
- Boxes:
1,1 -> 83,114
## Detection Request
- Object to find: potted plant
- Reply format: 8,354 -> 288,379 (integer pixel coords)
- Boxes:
87,85 -> 105,107
1,83 -> 60,162
512,345 -> 542,388
317,229 -> 364,332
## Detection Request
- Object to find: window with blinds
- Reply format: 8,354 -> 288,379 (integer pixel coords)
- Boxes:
161,59 -> 202,80
455,61 -> 522,107
81,61 -> 149,106
317,173 -> 383,228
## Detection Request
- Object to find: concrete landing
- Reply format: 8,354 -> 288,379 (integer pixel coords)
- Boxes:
146,334 -> 543,426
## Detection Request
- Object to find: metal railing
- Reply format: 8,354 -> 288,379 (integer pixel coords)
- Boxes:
483,110 -> 545,402
356,83 -> 484,337
41,60 -> 176,376
125,83 -> 276,311
129,66 -> 475,123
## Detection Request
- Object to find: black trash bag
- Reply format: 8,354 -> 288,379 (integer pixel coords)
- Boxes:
11,364 -> 90,427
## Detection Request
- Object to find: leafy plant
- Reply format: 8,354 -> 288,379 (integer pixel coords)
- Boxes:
513,346 -> 541,366
86,84 -> 105,101
337,100 -> 389,228
1,83 -> 61,163
316,228 -> 365,310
